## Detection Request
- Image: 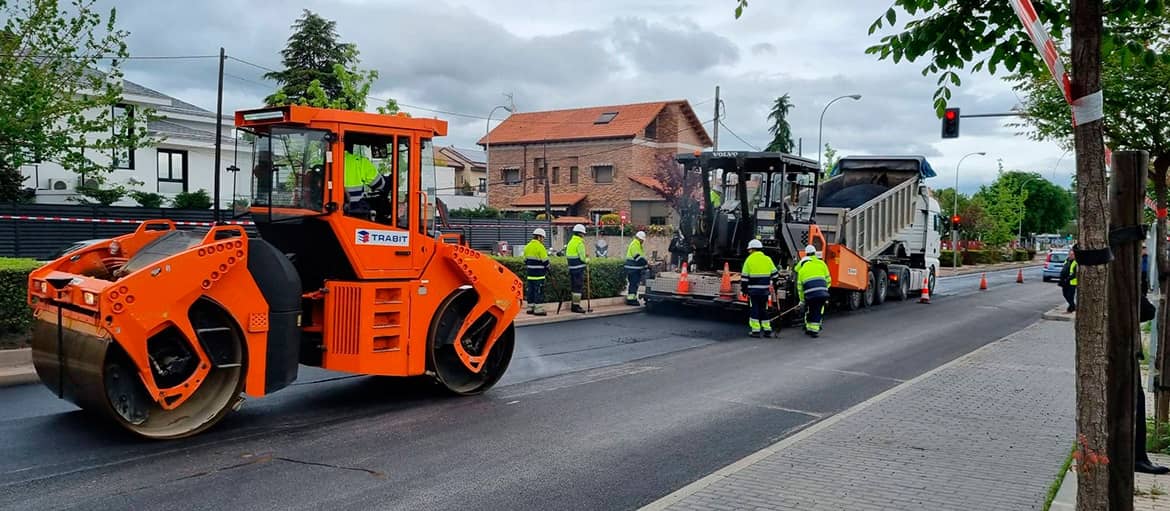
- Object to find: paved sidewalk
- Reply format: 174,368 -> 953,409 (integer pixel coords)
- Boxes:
643,318 -> 1075,511
938,260 -> 1040,277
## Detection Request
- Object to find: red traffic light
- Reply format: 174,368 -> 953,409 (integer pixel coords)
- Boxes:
951,215 -> 961,224
945,110 -> 957,120
941,107 -> 960,138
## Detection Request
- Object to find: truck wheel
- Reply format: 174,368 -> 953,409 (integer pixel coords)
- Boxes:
928,268 -> 937,296
893,268 -> 911,301
874,269 -> 888,305
845,290 -> 863,311
862,271 -> 876,307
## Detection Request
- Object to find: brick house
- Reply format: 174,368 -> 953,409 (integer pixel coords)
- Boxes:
477,100 -> 712,225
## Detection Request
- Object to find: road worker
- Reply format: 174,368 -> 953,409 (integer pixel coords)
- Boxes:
1059,246 -> 1078,313
524,228 -> 551,316
795,244 -> 832,337
741,239 -> 779,338
343,142 -> 388,211
624,231 -> 648,306
565,224 -> 589,313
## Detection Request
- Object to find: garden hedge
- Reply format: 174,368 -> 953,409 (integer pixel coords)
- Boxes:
961,250 -> 1000,265
492,256 -> 628,302
940,250 -> 961,267
0,258 -> 39,334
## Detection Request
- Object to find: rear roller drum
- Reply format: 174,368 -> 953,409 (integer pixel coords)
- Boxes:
32,301 -> 245,440
429,295 -> 515,395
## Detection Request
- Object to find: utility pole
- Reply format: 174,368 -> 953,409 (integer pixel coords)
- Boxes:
712,85 -> 720,151
212,47 -> 225,224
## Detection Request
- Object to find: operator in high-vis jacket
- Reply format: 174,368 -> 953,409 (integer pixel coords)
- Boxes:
524,228 -> 551,316
795,244 -> 832,337
565,224 -> 589,314
624,231 -> 648,306
741,239 -> 779,338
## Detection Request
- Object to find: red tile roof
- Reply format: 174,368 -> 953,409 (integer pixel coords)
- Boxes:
551,216 -> 592,225
510,192 -> 588,207
478,100 -> 712,146
628,175 -> 667,194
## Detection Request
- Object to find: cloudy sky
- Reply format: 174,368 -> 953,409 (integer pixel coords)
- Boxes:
100,0 -> 1074,194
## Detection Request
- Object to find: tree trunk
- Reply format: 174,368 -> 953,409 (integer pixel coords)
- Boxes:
1071,1 -> 1111,509
1107,151 -> 1145,511
1155,154 -> 1169,434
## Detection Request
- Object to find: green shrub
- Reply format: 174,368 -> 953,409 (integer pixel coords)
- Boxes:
0,258 -> 40,335
1014,249 -> 1031,262
129,190 -> 166,208
599,213 -> 621,225
171,189 -> 212,209
961,249 -> 999,265
492,256 -> 627,301
940,250 -> 961,267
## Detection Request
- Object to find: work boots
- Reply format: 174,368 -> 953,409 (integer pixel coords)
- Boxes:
762,331 -> 773,338
571,304 -> 587,314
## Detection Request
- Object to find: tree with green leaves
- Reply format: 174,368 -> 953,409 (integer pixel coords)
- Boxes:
973,174 -> 1029,246
265,10 -> 387,112
765,93 -> 795,153
821,142 -> 838,176
0,0 -> 155,203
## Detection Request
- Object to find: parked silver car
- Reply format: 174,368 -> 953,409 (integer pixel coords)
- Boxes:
1041,249 -> 1070,282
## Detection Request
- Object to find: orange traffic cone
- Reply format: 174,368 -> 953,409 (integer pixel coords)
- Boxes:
718,262 -> 734,300
1016,269 -> 1024,284
979,273 -> 988,291
919,276 -> 931,303
676,263 -> 691,294
767,286 -> 774,308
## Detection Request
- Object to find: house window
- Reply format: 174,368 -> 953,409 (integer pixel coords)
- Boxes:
112,104 -> 134,169
534,158 -> 546,183
503,168 -> 520,185
157,149 -> 188,193
570,166 -> 579,184
552,166 -> 559,185
592,165 -> 614,184
644,119 -> 657,140
478,178 -> 487,193
594,112 -> 618,124
591,209 -> 613,225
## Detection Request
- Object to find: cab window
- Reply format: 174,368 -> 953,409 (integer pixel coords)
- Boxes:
344,132 -> 397,225
420,138 -> 436,235
397,136 -> 411,230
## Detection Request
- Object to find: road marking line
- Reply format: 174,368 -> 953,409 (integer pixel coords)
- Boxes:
716,398 -> 823,418
638,319 -> 1040,511
499,365 -> 660,399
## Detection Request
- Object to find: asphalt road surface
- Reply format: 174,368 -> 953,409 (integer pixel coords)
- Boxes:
0,266 -> 1059,511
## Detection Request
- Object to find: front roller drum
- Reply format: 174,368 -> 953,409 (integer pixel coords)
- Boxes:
31,312 -> 245,440
429,295 -> 515,395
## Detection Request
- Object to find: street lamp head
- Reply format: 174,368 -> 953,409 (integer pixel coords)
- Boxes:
975,151 -> 987,156
847,94 -> 862,100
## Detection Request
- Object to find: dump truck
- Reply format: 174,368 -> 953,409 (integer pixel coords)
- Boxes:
645,151 -> 942,321
26,105 -> 521,439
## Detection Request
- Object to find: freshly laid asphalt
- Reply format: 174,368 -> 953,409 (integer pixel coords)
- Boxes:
0,267 -> 1058,510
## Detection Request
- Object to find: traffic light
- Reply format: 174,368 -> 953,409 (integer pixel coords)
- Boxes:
951,214 -> 961,228
941,108 -> 960,138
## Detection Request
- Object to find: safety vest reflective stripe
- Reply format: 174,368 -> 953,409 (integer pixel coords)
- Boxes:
346,185 -> 364,202
567,258 -> 585,270
566,236 -> 587,270
626,240 -> 646,269
801,277 -> 829,295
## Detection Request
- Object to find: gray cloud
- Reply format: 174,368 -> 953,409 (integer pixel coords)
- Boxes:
94,0 -> 1065,189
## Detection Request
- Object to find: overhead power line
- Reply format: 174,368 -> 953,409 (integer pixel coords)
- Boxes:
718,121 -> 761,151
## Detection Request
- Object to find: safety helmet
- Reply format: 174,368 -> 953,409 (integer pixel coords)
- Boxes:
748,239 -> 764,250
533,228 -> 546,237
573,224 -> 587,234
804,244 -> 818,256
635,231 -> 647,241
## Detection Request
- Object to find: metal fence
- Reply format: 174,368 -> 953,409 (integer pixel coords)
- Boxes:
0,204 -> 251,259
0,204 -> 550,260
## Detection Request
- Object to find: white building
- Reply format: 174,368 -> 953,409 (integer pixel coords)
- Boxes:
20,78 -> 251,207
434,146 -> 487,210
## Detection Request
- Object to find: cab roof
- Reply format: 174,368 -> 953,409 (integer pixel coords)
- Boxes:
675,150 -> 819,173
235,104 -> 448,137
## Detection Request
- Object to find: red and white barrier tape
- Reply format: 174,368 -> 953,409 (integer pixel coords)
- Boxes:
0,214 -> 254,226
1009,0 -> 1104,126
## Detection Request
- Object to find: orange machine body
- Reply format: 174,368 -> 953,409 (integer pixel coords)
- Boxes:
25,105 -> 522,439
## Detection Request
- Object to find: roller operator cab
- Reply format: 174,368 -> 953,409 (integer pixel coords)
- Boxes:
26,105 -> 522,439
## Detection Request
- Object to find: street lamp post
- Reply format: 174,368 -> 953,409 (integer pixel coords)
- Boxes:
1052,148 -> 1071,181
485,105 -> 514,206
953,151 -> 987,268
817,94 -> 862,173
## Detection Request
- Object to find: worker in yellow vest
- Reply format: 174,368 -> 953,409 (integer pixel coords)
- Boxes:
343,143 -> 387,210
795,244 -> 832,337
624,231 -> 648,306
741,239 -> 779,337
565,224 -> 589,313
524,228 -> 550,316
